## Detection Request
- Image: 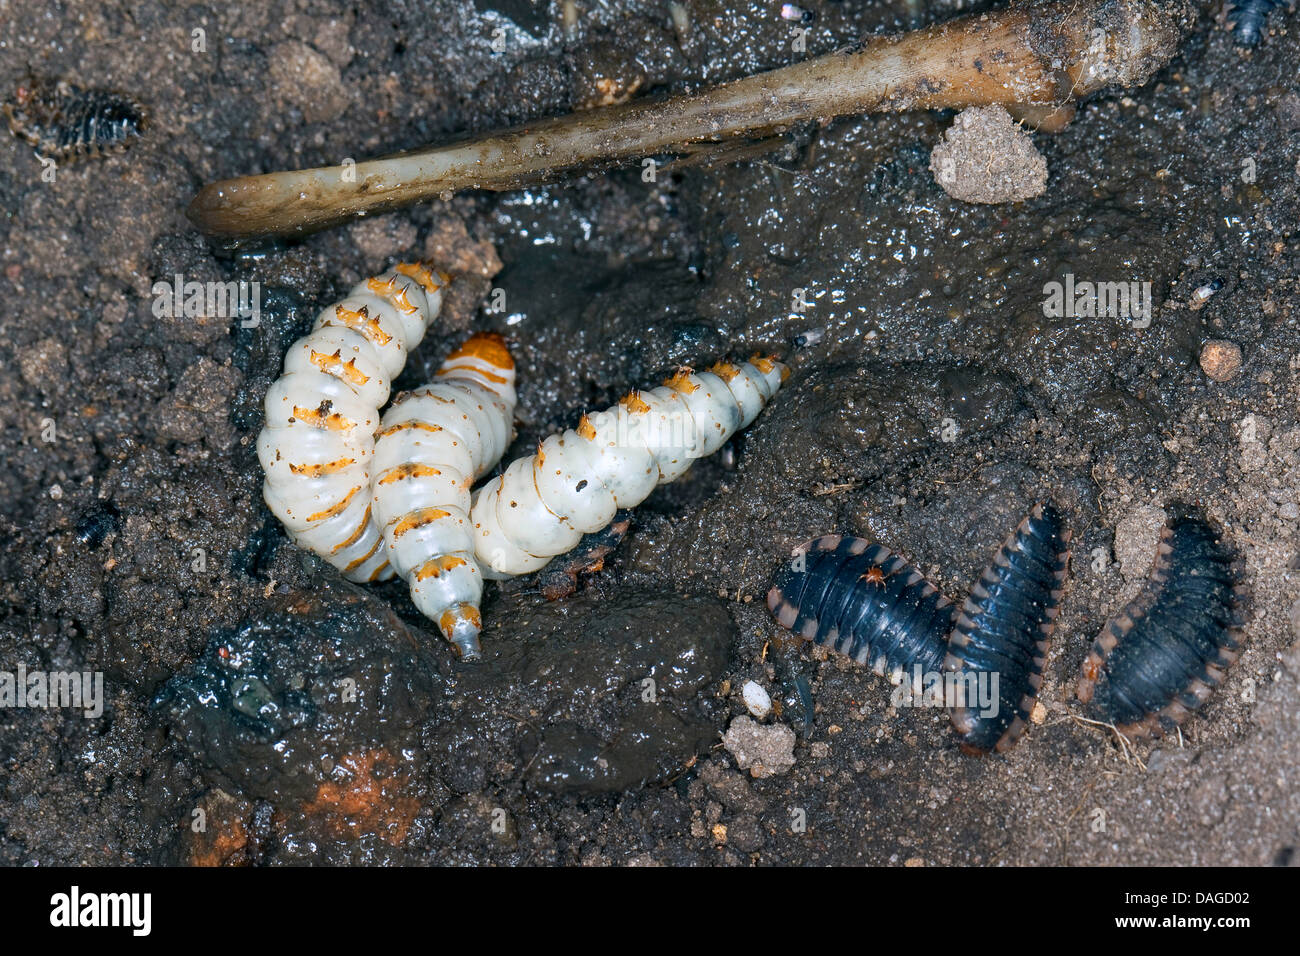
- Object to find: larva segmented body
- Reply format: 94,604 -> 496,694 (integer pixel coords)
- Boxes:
766,536 -> 954,683
371,333 -> 517,660
1226,0 -> 1283,46
944,503 -> 1072,755
4,75 -> 147,161
1076,510 -> 1246,740
469,355 -> 787,577
257,262 -> 450,584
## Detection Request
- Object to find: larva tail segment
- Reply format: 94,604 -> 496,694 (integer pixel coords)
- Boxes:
469,352 -> 787,578
437,603 -> 485,660
257,263 -> 449,582
1077,507 -> 1247,741
767,534 -> 955,686
944,502 -> 1072,755
371,332 -> 518,658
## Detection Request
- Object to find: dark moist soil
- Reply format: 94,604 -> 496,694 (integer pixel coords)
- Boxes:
1,0 -> 1297,866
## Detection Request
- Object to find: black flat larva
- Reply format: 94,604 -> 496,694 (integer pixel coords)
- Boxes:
74,501 -> 121,550
1225,0 -> 1283,46
1077,509 -> 1247,740
766,535 -> 954,683
944,503 -> 1072,755
4,75 -> 147,161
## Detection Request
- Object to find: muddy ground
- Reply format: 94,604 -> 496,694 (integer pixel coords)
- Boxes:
0,0 -> 1297,865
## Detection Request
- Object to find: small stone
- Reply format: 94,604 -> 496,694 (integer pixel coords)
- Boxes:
1030,701 -> 1048,725
741,680 -> 772,719
19,336 -> 68,388
722,717 -> 796,778
267,41 -> 350,123
929,105 -> 1048,204
1199,340 -> 1243,382
711,823 -> 728,844
904,857 -> 925,867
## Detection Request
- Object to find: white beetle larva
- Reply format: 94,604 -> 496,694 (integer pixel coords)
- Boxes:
371,333 -> 517,659
470,354 -> 788,578
257,262 -> 450,584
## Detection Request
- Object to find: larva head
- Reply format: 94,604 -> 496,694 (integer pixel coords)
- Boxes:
437,332 -> 518,405
449,332 -> 514,372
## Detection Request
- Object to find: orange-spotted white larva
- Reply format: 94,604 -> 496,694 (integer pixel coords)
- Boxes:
371,333 -> 517,659
470,354 -> 788,578
257,262 -> 450,584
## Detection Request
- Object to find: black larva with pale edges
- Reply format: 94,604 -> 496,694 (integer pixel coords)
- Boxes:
944,503 -> 1072,754
1076,509 -> 1246,740
4,75 -> 147,161
766,535 -> 954,683
1226,0 -> 1283,46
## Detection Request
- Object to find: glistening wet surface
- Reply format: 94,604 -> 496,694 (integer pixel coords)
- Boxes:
0,0 -> 1296,864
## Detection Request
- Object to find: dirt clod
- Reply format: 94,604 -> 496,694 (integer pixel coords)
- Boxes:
722,717 -> 797,778
928,105 -> 1048,204
267,40 -> 350,123
1199,339 -> 1244,382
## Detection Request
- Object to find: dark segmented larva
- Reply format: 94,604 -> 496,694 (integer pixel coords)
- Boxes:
1076,510 -> 1246,740
1226,0 -> 1283,46
766,535 -> 954,683
944,503 -> 1072,755
4,75 -> 147,161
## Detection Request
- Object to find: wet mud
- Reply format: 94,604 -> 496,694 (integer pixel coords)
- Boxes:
0,0 -> 1297,865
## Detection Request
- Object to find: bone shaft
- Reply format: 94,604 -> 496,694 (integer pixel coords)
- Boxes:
187,1 -> 1189,238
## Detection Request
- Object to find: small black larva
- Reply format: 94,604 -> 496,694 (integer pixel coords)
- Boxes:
3,75 -> 147,161
1077,508 -> 1246,740
1225,0 -> 1283,46
944,503 -> 1072,755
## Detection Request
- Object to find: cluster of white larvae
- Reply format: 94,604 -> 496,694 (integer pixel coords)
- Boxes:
259,262 -> 787,658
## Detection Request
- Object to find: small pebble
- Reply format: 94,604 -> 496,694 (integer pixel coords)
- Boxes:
722,717 -> 796,778
1030,700 -> 1048,725
1199,340 -> 1242,382
741,680 -> 772,719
